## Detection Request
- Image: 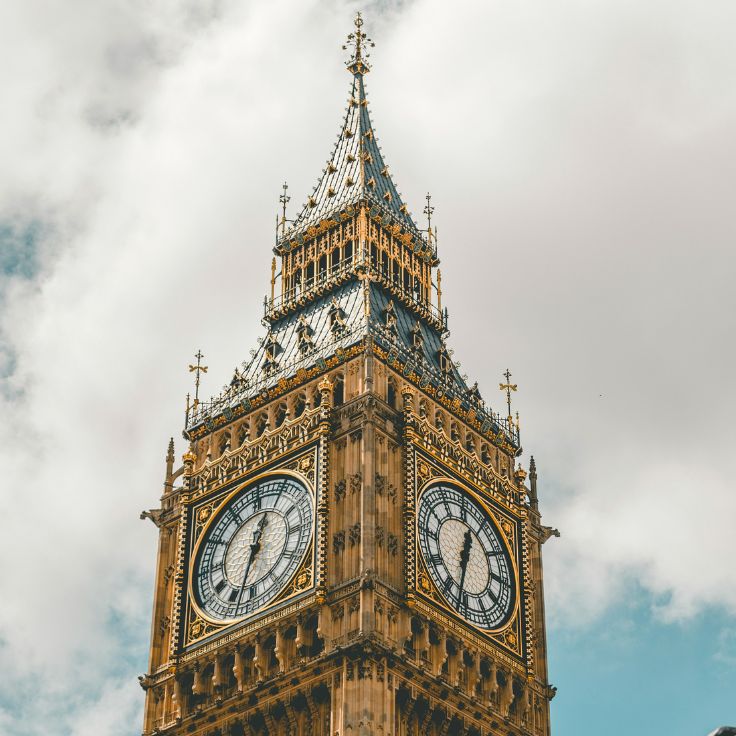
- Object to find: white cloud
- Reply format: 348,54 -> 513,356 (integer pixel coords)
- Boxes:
0,0 -> 734,732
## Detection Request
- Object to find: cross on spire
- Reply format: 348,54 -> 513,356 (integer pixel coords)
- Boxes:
188,349 -> 208,408
499,368 -> 518,421
343,12 -> 374,75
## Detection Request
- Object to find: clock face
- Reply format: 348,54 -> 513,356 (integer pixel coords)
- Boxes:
193,475 -> 313,622
417,482 -> 516,630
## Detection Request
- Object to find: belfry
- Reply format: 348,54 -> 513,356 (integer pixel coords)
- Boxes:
141,14 -> 555,736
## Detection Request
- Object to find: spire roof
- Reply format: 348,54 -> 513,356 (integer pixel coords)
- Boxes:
283,14 -> 422,242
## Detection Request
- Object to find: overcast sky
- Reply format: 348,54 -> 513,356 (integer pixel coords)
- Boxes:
1,1 -> 734,734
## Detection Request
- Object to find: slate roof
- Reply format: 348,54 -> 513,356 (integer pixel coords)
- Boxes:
282,70 -> 425,242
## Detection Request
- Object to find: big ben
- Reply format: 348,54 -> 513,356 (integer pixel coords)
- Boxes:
140,14 -> 555,736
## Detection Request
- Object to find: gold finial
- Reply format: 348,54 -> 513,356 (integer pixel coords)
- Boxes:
436,269 -> 442,313
188,350 -> 208,409
499,368 -> 517,422
278,181 -> 290,238
423,192 -> 434,245
270,257 -> 277,301
343,12 -> 374,75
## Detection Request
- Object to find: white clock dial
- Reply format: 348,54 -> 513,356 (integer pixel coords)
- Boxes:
194,475 -> 313,622
417,482 -> 516,630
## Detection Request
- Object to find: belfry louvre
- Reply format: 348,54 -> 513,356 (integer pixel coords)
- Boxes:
141,14 -> 555,736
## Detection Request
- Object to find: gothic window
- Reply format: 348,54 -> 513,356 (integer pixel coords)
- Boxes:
255,413 -> 268,437
344,240 -> 353,263
237,422 -> 249,448
263,334 -> 282,374
296,315 -> 314,354
333,373 -> 345,406
331,246 -> 341,272
328,298 -> 347,336
305,262 -> 314,288
274,402 -> 287,428
319,254 -> 327,280
293,392 -> 306,418
438,345 -> 453,377
387,377 -> 397,409
383,300 -> 398,335
218,431 -> 230,456
410,322 -> 424,355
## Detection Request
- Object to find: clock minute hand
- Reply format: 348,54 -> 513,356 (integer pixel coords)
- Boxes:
457,530 -> 473,612
235,514 -> 269,609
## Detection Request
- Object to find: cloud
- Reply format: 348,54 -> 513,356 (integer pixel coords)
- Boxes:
0,0 -> 734,733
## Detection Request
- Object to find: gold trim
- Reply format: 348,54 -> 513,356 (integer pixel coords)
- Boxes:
414,473 -> 522,637
186,466 -> 316,631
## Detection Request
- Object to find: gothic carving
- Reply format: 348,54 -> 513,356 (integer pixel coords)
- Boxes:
348,523 -> 361,546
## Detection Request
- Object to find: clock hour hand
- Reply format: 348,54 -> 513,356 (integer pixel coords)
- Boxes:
235,513 -> 269,609
457,529 -> 473,612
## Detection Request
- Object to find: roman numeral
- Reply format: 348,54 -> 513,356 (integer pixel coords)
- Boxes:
429,552 -> 443,566
215,579 -> 226,594
490,572 -> 510,587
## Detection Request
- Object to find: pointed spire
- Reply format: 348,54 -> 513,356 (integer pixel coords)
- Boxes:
282,14 -> 423,243
529,456 -> 538,509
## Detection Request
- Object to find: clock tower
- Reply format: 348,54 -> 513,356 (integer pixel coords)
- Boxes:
140,14 -> 555,736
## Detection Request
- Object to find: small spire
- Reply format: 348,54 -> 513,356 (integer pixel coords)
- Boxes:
499,368 -> 518,423
423,192 -> 434,239
343,12 -> 374,75
279,181 -> 290,238
529,456 -> 538,509
188,350 -> 208,409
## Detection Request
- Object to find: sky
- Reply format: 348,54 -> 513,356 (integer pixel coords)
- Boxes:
0,0 -> 734,734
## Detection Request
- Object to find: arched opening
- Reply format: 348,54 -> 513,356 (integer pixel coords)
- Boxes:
387,377 -> 397,409
293,392 -> 306,418
333,374 -> 344,406
274,402 -> 287,428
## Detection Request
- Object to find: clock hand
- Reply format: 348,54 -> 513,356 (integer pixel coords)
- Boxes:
235,513 -> 269,610
457,529 -> 473,613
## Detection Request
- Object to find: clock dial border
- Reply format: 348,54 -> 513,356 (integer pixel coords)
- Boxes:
415,474 -> 522,636
187,468 -> 316,628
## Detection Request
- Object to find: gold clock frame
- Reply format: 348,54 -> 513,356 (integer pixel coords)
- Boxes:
186,466 -> 317,635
